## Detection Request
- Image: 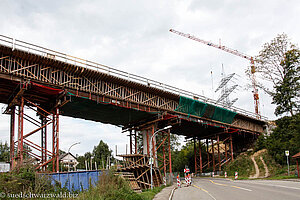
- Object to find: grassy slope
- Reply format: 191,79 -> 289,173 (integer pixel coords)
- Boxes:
223,152 -> 255,177
224,149 -> 297,179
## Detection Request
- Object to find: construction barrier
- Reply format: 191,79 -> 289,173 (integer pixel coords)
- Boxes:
41,170 -> 104,191
224,171 -> 227,178
177,175 -> 181,188
235,171 -> 238,180
212,172 -> 215,178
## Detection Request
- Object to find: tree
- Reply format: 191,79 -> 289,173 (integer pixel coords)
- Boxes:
255,33 -> 300,116
265,113 -> 300,165
92,140 -> 113,168
272,49 -> 300,116
0,141 -> 9,162
76,140 -> 113,170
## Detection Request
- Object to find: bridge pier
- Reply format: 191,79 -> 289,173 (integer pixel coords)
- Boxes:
126,122 -> 173,175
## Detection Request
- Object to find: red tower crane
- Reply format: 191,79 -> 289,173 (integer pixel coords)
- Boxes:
169,29 -> 260,118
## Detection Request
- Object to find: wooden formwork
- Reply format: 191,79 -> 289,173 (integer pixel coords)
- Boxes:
118,154 -> 162,190
115,172 -> 142,193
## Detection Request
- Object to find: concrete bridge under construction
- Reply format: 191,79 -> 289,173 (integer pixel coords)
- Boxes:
0,35 -> 267,179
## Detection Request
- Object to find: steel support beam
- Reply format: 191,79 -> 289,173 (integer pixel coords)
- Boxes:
230,134 -> 234,161
199,139 -> 202,174
10,106 -> 15,170
206,139 -> 210,168
129,130 -> 133,154
217,135 -> 221,171
211,138 -> 215,172
41,116 -> 47,171
17,97 -> 24,166
168,129 -> 172,174
52,107 -> 59,172
194,139 -> 197,174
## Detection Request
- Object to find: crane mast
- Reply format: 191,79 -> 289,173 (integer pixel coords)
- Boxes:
169,29 -> 260,118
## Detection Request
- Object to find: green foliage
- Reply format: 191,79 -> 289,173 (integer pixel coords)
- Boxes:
77,140 -> 113,169
0,141 -> 9,162
138,185 -> 166,200
261,151 -> 281,176
93,140 -> 113,167
265,113 -> 300,165
78,172 -> 142,200
172,141 -> 194,174
254,134 -> 267,151
0,165 -> 55,194
255,33 -> 300,116
172,141 -> 207,174
223,152 -> 255,177
272,49 -> 300,116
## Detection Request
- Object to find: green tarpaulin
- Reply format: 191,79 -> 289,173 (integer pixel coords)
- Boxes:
175,96 -> 207,117
175,96 -> 237,124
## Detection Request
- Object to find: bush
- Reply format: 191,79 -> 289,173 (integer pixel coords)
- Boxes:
78,172 -> 142,200
223,153 -> 255,177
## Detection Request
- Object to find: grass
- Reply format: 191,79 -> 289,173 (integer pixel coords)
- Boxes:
223,152 -> 255,178
77,172 -> 142,200
1,165 -> 167,200
263,175 -> 297,180
138,185 -> 166,200
77,172 -> 167,200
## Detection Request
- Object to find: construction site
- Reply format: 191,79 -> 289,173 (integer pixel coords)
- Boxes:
0,30 -> 268,191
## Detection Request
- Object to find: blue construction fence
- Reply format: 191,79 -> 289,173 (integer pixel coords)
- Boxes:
41,170 -> 106,192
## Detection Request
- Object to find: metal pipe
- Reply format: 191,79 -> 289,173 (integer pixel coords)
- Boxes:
150,125 -> 172,190
10,106 -> 15,170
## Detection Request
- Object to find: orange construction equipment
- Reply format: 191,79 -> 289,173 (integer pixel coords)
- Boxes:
169,29 -> 260,118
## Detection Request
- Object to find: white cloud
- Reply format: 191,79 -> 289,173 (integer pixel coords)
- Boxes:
0,0 -> 299,155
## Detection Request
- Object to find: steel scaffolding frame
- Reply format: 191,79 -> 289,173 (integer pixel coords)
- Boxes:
9,96 -> 60,172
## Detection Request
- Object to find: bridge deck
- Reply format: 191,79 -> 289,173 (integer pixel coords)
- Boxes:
0,35 -> 267,137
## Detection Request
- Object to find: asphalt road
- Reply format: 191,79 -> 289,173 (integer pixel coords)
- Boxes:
172,178 -> 300,200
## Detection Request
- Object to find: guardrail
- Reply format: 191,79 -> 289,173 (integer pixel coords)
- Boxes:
0,35 -> 267,121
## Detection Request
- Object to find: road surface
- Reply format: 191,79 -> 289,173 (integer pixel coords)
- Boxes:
173,178 -> 300,200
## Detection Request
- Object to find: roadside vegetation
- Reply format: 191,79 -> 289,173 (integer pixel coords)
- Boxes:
0,165 -> 165,200
77,171 -> 166,200
223,152 -> 255,178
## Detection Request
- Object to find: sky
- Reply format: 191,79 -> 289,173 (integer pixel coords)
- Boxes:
0,0 -> 299,158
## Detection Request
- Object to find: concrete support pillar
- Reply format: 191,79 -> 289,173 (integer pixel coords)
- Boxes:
142,129 -> 149,155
